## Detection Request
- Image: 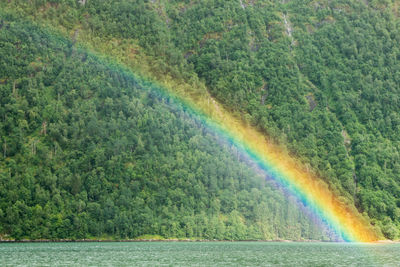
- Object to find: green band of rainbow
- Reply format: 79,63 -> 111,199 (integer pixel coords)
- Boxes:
126,69 -> 380,242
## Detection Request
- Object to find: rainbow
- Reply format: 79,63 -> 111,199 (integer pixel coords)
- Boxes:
90,46 -> 381,242
2,10 -> 381,241
197,112 -> 380,242
133,70 -> 381,242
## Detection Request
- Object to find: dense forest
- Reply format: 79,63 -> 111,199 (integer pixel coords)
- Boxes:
0,14 -> 330,240
1,0 -> 400,239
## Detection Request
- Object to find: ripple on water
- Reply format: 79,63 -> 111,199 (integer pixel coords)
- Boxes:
0,242 -> 399,266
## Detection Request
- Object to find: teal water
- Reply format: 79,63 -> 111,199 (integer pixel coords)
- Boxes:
0,242 -> 399,266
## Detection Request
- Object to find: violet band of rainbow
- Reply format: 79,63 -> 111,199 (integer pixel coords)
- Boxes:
73,44 -> 381,242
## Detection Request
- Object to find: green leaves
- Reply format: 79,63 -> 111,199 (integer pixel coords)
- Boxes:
0,14 -> 327,241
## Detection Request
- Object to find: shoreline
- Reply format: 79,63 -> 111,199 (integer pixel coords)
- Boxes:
0,238 -> 330,243
0,238 -> 396,243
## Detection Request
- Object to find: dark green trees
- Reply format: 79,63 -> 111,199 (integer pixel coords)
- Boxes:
2,0 -> 400,239
0,15 -> 325,241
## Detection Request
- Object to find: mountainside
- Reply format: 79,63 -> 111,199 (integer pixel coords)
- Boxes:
0,14 -> 329,241
1,0 -> 400,240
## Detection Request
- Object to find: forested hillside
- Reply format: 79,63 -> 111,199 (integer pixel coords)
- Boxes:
1,0 -> 400,239
0,14 -> 329,240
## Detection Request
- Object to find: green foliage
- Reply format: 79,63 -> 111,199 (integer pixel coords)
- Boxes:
2,0 -> 400,239
0,15 -> 326,241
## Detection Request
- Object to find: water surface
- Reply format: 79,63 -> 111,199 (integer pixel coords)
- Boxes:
0,241 -> 399,266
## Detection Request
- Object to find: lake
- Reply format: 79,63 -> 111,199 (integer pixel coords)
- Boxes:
0,241 -> 399,266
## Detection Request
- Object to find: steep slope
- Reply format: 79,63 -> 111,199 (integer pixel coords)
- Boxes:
170,0 -> 400,238
0,14 -> 329,240
1,0 -> 400,239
